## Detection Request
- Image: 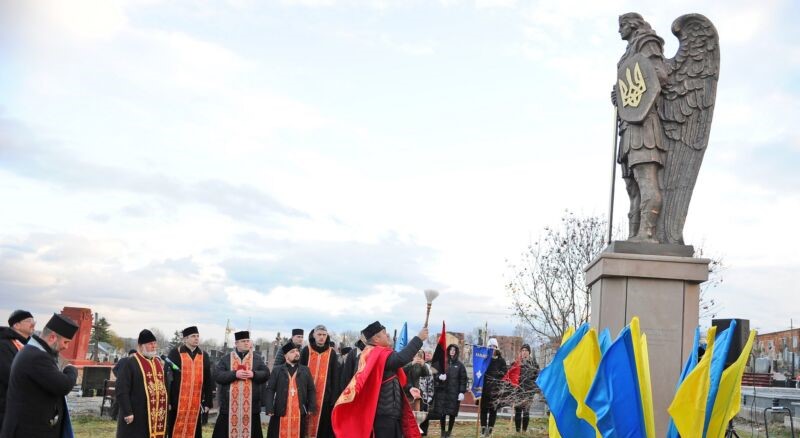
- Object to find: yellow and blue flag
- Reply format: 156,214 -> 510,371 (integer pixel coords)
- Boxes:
564,329 -> 602,437
666,326 -> 701,438
703,320 -> 737,436
584,322 -> 648,438
536,323 -> 597,437
668,326 -> 718,437
705,330 -> 756,438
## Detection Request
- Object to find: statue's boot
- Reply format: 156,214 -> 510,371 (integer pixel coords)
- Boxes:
630,209 -> 658,243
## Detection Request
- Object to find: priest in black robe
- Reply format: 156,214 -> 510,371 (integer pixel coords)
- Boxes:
0,310 -> 35,430
299,325 -> 339,438
265,342 -> 316,438
166,326 -> 214,438
0,313 -> 79,438
115,329 -> 169,438
213,331 -> 270,438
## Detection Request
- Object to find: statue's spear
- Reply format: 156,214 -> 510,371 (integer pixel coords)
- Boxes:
607,107 -> 619,244
423,289 -> 439,328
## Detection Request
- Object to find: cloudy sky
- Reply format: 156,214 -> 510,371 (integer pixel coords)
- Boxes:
0,0 -> 797,344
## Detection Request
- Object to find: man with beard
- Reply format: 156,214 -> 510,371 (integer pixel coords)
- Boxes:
513,344 -> 539,434
0,313 -> 79,438
167,326 -> 214,438
430,344 -> 467,438
265,342 -> 316,438
213,331 -> 270,438
0,310 -> 35,430
115,329 -> 169,438
299,325 -> 339,438
274,329 -> 304,368
479,339 -> 507,438
332,321 -> 428,438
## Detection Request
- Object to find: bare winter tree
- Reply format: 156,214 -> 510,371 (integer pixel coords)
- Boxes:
506,211 -> 607,341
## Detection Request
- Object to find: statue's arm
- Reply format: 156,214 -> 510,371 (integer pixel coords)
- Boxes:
641,41 -> 668,84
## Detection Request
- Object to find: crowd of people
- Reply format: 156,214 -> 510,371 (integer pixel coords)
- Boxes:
0,309 -> 541,438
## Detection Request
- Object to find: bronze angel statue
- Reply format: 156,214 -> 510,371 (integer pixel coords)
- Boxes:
612,13 -> 719,244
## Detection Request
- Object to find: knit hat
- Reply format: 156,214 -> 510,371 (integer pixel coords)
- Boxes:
487,338 -> 499,348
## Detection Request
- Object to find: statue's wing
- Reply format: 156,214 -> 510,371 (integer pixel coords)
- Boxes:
657,14 -> 720,244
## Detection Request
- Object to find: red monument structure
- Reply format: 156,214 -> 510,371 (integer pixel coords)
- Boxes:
60,306 -> 94,367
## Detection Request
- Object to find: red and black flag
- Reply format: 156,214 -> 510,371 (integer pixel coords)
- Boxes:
430,320 -> 448,374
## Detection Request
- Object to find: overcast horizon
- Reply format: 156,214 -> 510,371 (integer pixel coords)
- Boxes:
1,0 -> 798,343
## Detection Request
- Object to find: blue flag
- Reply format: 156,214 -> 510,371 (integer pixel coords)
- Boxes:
666,326 -> 701,438
395,322 -> 408,352
703,320 -> 736,436
471,345 -> 492,399
535,323 -> 596,437
585,325 -> 647,438
598,328 -> 612,356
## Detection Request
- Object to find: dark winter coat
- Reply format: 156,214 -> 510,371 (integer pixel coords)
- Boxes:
0,335 -> 78,438
214,350 -> 270,414
430,344 -> 468,417
520,359 -> 539,394
115,353 -> 168,438
401,361 -> 429,400
482,351 -> 507,407
375,336 -> 423,420
166,345 -> 215,438
0,327 -> 27,428
264,363 -> 316,417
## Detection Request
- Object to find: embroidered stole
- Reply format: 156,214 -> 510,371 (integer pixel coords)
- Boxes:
307,348 -> 331,437
133,353 -> 168,438
279,370 -> 301,438
229,351 -> 254,438
172,351 -> 204,438
11,340 -> 24,351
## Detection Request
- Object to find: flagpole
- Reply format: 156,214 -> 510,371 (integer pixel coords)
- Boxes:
476,395 -> 481,438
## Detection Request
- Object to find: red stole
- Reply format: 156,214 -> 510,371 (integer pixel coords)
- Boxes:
279,370 -> 302,438
172,351 -> 204,438
11,340 -> 24,351
229,350 -> 254,438
133,353 -> 168,438
332,345 -> 421,438
307,347 -> 331,437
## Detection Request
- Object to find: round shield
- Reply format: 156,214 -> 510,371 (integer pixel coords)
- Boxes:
615,53 -> 661,123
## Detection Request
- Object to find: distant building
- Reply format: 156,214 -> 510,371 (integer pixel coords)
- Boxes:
755,328 -> 800,371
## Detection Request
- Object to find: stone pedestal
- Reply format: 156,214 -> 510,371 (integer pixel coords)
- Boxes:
585,249 -> 709,436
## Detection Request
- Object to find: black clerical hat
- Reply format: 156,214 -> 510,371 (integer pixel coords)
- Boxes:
361,321 -> 385,340
281,340 -> 298,354
45,313 -> 79,339
8,309 -> 33,326
234,331 -> 249,341
182,326 -> 199,337
138,329 -> 157,345
291,328 -> 304,336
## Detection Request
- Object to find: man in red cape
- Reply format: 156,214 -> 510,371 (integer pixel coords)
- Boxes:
332,321 -> 428,438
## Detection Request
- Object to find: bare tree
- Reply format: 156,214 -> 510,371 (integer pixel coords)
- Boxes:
506,211 -> 607,341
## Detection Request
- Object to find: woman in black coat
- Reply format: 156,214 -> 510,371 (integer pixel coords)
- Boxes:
479,340 -> 507,437
430,344 -> 467,438
514,344 -> 540,433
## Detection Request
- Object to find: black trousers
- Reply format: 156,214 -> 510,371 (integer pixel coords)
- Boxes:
440,415 -> 456,433
479,405 -> 497,428
514,406 -> 530,431
374,415 -> 403,438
